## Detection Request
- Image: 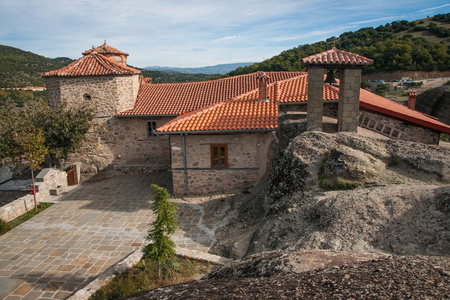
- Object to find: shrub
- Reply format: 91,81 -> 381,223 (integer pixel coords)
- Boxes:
144,184 -> 178,279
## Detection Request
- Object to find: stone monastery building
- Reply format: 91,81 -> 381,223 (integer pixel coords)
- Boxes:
44,42 -> 450,195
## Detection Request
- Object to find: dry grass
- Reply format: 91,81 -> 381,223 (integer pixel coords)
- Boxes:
89,256 -> 215,300
395,18 -> 450,46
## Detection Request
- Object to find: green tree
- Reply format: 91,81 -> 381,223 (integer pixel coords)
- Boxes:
374,83 -> 387,97
0,100 -> 94,164
144,184 -> 178,279
37,103 -> 94,160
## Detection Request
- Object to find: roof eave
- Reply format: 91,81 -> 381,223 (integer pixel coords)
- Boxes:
116,114 -> 179,117
155,128 -> 278,135
301,63 -> 371,69
360,102 -> 450,134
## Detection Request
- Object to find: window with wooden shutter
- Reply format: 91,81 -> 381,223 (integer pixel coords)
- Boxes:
210,144 -> 228,169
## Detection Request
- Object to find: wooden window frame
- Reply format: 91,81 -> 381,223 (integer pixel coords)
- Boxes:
210,144 -> 228,169
146,120 -> 157,138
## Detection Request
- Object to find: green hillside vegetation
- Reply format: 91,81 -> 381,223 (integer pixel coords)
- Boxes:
226,14 -> 450,77
0,89 -> 47,107
0,45 -> 74,88
0,44 -> 218,88
139,69 -> 218,83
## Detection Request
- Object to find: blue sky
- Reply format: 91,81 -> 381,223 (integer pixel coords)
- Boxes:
0,0 -> 449,68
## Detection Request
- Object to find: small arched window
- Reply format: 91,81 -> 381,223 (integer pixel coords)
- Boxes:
83,93 -> 92,101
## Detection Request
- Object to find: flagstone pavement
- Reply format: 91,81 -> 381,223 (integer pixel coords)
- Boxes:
0,172 -> 216,300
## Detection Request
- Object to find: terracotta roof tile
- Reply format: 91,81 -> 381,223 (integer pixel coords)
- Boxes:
43,53 -> 140,77
82,41 -> 129,56
156,88 -> 278,133
358,88 -> 450,134
302,48 -> 374,67
117,72 -> 305,116
115,70 -> 449,135
276,75 -> 339,103
155,73 -> 450,134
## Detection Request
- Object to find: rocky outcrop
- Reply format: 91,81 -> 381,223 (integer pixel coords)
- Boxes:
126,252 -> 450,299
209,130 -> 450,259
415,86 -> 450,125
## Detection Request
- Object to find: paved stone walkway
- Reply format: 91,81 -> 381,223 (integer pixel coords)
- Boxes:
0,172 -> 216,300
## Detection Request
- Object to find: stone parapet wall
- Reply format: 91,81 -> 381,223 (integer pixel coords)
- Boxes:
170,132 -> 275,195
281,102 -> 338,118
0,168 -> 67,222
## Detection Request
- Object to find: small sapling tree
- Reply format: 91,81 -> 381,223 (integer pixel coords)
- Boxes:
144,184 -> 178,279
17,129 -> 48,212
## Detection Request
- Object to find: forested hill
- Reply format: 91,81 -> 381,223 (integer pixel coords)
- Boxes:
0,45 -> 74,88
226,13 -> 450,77
0,44 -> 218,88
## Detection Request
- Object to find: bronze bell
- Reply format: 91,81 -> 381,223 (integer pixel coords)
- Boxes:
324,69 -> 337,84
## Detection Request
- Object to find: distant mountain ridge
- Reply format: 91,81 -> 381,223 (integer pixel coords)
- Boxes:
144,62 -> 256,75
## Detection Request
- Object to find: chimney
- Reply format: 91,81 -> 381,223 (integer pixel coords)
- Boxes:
257,72 -> 270,102
408,90 -> 417,110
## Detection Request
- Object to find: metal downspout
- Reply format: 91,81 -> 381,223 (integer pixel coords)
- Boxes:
182,133 -> 188,195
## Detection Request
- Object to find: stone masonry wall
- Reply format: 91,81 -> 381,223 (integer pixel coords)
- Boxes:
170,132 -> 275,195
359,110 -> 440,144
46,74 -> 167,178
338,68 -> 361,132
65,116 -> 172,178
0,169 -> 67,222
307,67 -> 324,131
46,75 -> 139,116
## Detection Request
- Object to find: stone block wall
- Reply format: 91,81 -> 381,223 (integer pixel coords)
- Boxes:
359,110 -> 440,144
65,116 -> 172,178
338,68 -> 361,132
0,168 -> 67,222
0,164 -> 17,183
46,74 -> 170,178
170,132 -> 275,195
46,74 -> 139,116
307,67 -> 324,131
35,168 -> 68,197
281,102 -> 338,118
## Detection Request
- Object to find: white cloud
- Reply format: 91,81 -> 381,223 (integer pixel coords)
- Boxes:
416,3 -> 450,13
213,35 -> 241,43
350,16 -> 398,25
0,0 -> 448,67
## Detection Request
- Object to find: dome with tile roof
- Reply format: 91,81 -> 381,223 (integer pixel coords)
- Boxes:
82,41 -> 129,66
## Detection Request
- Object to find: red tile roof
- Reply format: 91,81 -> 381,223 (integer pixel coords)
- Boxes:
117,72 -> 305,116
276,75 -> 339,103
302,48 -> 373,67
358,88 -> 450,134
155,73 -> 450,135
155,76 -> 339,133
43,53 -> 140,77
82,41 -> 129,56
156,89 -> 278,133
